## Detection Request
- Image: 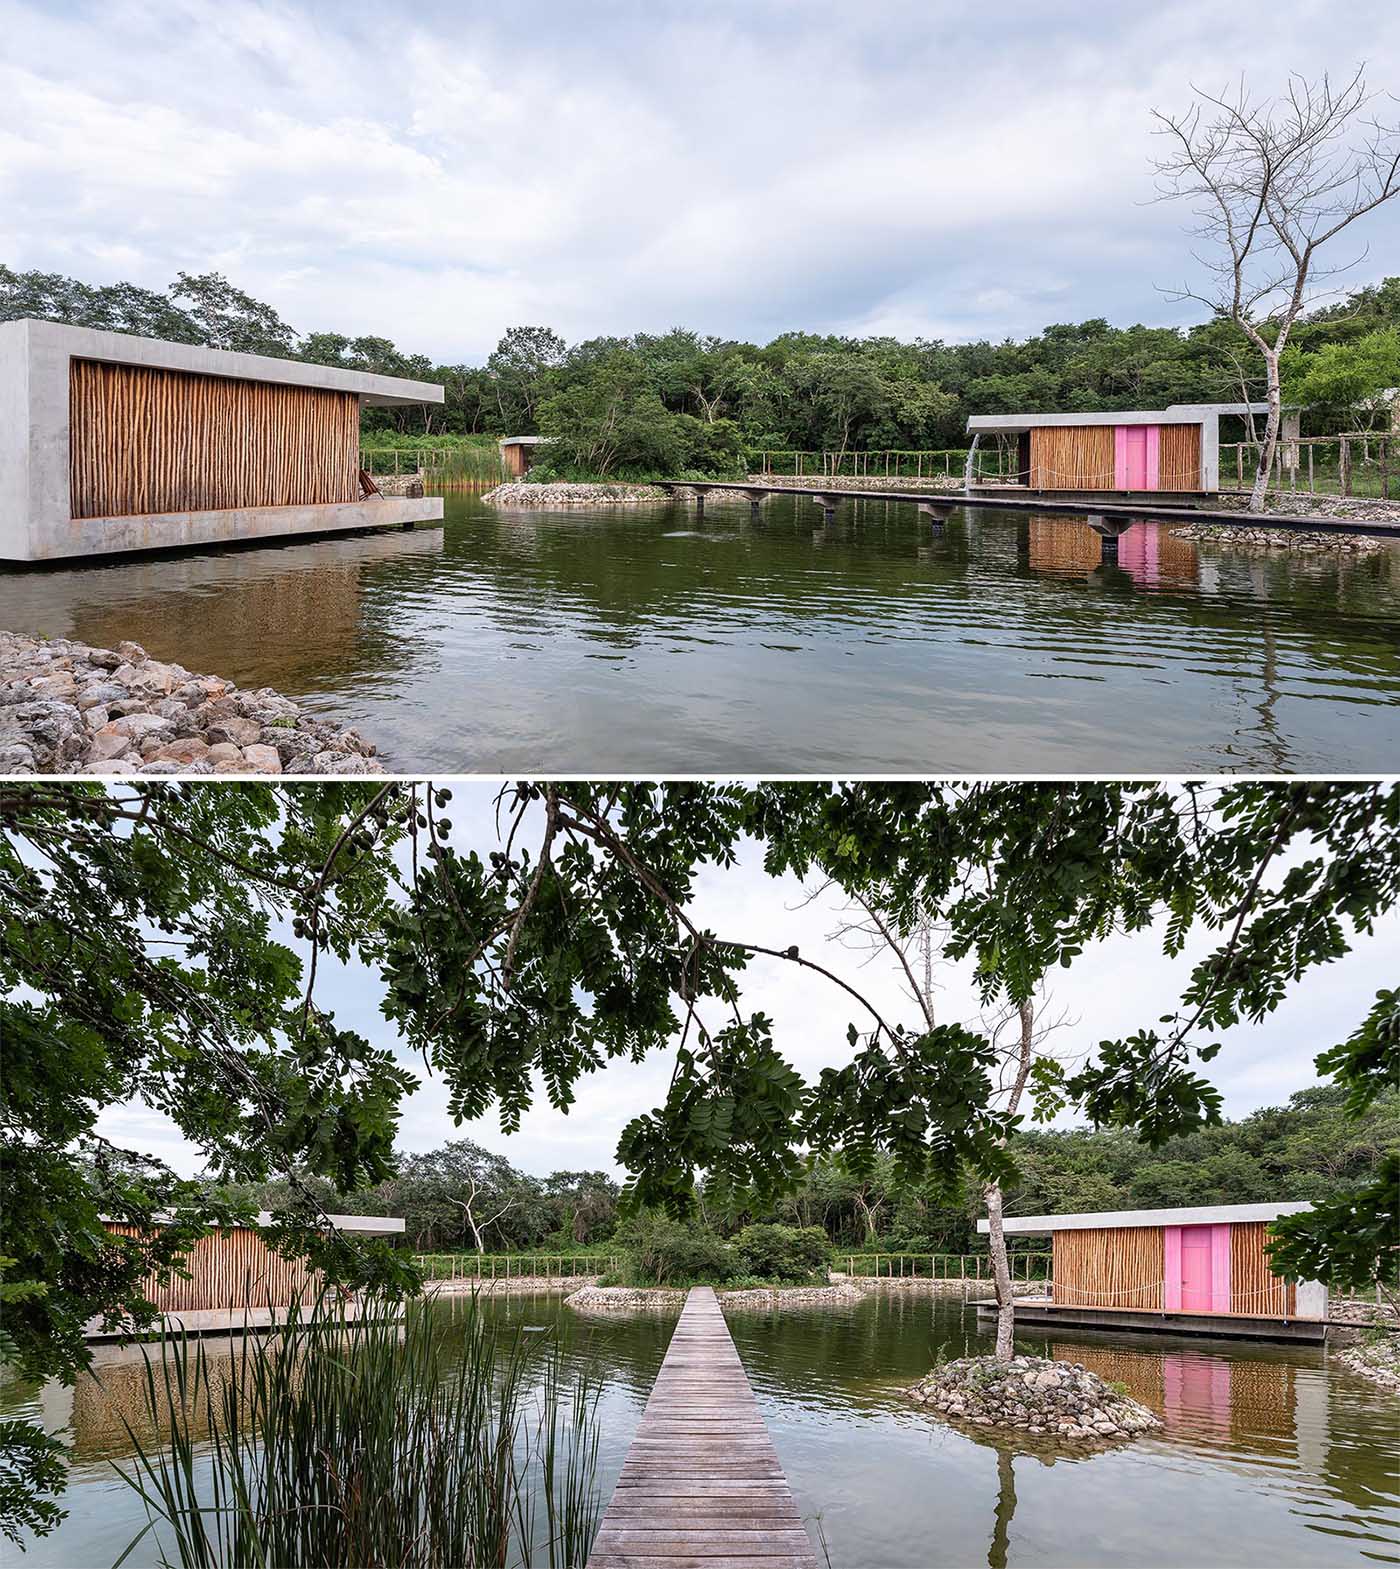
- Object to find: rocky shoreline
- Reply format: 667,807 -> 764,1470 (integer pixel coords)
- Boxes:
1335,1335 -> 1400,1392
0,632 -> 384,775
746,472 -> 965,493
428,1274 -> 602,1297
1184,494 -> 1400,550
907,1354 -> 1161,1442
720,1282 -> 865,1309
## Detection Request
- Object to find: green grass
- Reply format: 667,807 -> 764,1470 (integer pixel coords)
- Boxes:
110,1289 -> 602,1569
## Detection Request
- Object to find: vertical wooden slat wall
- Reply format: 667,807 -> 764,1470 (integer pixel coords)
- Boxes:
69,360 -> 360,519
1052,1226 -> 1165,1309
105,1224 -> 321,1311
1029,426 -> 1116,489
1229,1222 -> 1295,1316
1159,424 -> 1203,490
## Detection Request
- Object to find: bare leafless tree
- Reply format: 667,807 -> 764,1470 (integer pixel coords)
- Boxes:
452,1173 -> 518,1255
1153,69 -> 1400,510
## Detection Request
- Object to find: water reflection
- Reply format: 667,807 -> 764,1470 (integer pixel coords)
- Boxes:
4,1294 -> 1398,1568
1,494 -> 1397,772
725,1293 -> 1400,1568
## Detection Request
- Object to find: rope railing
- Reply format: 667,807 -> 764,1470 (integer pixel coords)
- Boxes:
412,1252 -> 620,1282
843,1252 -> 1052,1281
1050,1277 -> 1299,1308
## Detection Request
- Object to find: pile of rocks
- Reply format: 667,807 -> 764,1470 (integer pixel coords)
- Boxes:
1336,1335 -> 1400,1392
907,1353 -> 1161,1442
0,632 -> 384,775
564,1285 -> 687,1313
428,1274 -> 603,1298
482,481 -> 670,506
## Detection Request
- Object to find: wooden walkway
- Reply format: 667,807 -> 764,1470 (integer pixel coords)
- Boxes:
660,479 -> 1400,540
586,1286 -> 818,1569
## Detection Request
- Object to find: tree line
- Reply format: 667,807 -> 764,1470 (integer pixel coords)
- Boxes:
3,264 -> 1396,477
224,1082 -> 1395,1260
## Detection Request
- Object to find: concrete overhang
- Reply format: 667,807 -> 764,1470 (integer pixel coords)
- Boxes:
8,318 -> 444,407
103,1212 -> 407,1236
977,1200 -> 1313,1236
966,402 -> 1279,434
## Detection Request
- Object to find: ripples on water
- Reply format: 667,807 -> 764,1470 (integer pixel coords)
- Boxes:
1,493 -> 1397,771
7,1292 -> 1396,1568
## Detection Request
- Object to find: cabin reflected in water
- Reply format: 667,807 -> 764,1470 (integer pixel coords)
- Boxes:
1026,517 -> 1200,587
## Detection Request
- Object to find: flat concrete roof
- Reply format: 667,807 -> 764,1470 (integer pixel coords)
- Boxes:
967,402 -> 1273,433
500,434 -> 547,446
5,318 -> 443,407
978,1201 -> 1313,1236
103,1213 -> 406,1236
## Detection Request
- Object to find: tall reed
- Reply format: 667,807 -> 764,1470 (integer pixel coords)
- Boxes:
110,1291 -> 602,1569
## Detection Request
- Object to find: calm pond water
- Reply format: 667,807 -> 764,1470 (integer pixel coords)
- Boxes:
7,1291 -> 1397,1568
2,491 -> 1398,772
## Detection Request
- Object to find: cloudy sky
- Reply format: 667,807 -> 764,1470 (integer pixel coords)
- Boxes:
97,782 -> 1397,1182
5,0 -> 1399,361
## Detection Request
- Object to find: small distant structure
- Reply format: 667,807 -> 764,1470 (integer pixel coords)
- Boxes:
965,402 -> 1296,500
976,1201 -> 1328,1342
88,1212 -> 406,1339
0,320 -> 445,563
499,435 -> 547,478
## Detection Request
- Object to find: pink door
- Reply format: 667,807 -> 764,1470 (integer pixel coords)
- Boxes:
1180,1226 -> 1214,1311
1114,425 -> 1161,490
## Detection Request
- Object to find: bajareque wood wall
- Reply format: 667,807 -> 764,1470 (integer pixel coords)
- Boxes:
104,1224 -> 321,1312
1053,1222 -> 1297,1315
69,359 -> 361,519
1229,1222 -> 1295,1316
1158,423 -> 1203,490
1052,1226 -> 1165,1310
1027,423 -> 1203,491
1029,426 -> 1115,490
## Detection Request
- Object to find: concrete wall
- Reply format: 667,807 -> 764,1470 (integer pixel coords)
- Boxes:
0,319 -> 444,561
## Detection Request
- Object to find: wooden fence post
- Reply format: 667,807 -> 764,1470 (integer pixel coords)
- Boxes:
1341,437 -> 1352,496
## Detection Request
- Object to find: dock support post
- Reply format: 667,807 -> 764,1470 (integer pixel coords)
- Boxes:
750,493 -> 766,520
694,491 -> 705,520
812,494 -> 838,524
1086,514 -> 1130,563
918,501 -> 952,537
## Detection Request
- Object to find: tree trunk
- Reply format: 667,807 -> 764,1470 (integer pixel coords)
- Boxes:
1249,351 -> 1282,513
984,998 -> 1035,1363
984,1177 -> 1016,1362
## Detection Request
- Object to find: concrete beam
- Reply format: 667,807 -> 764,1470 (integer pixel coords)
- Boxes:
2,497 -> 441,565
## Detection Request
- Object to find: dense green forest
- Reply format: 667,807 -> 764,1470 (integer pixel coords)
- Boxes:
4,264 -> 1397,478
231,1084 -> 1397,1259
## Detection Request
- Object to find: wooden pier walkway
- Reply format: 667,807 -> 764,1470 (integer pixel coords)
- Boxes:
659,479 -> 1400,542
586,1286 -> 818,1569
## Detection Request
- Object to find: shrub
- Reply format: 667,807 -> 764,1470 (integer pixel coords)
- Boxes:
731,1224 -> 830,1284
614,1211 -> 737,1285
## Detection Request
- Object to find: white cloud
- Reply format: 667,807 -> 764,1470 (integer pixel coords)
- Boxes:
5,0 -> 1397,358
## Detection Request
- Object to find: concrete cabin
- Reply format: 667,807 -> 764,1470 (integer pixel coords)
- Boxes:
89,1212 -> 406,1339
965,403 -> 1297,503
499,435 -> 547,477
977,1202 -> 1328,1342
0,320 -> 445,562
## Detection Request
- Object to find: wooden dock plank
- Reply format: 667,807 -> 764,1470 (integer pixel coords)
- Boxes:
586,1287 -> 816,1569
